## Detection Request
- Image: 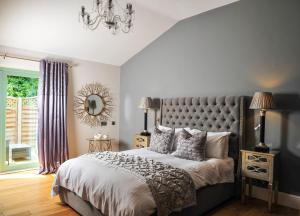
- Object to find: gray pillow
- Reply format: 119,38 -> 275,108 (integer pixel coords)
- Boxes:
149,127 -> 174,154
172,129 -> 207,161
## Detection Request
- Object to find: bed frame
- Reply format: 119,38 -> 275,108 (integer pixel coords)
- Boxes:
59,96 -> 246,216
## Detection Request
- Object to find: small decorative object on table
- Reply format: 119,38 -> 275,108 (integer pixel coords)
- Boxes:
134,134 -> 150,149
241,150 -> 279,212
88,137 -> 113,152
249,92 -> 275,153
138,97 -> 152,136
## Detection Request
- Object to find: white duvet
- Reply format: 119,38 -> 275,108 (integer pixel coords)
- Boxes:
52,148 -> 234,216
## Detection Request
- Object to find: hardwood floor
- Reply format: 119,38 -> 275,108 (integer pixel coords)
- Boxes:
0,170 -> 299,216
0,170 -> 78,216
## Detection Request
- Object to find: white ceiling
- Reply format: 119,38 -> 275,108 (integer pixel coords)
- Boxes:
0,0 -> 238,66
133,0 -> 239,20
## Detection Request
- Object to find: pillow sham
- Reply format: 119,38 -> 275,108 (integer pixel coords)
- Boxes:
149,127 -> 174,154
206,132 -> 231,159
184,128 -> 231,159
172,129 -> 207,161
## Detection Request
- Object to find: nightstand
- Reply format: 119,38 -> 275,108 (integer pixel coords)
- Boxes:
134,134 -> 150,149
241,150 -> 279,212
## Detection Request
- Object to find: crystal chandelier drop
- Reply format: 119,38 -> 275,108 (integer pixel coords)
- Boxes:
79,0 -> 134,34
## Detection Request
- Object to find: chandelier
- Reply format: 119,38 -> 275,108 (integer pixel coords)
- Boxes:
79,0 -> 134,34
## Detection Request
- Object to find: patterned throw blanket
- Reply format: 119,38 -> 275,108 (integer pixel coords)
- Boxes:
89,152 -> 196,216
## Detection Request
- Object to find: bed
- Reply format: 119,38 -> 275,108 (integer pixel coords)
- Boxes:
52,96 -> 246,216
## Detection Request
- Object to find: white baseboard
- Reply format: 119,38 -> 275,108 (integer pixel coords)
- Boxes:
250,185 -> 300,210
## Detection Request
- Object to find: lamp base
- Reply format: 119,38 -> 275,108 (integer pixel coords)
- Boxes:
254,143 -> 269,153
140,131 -> 151,136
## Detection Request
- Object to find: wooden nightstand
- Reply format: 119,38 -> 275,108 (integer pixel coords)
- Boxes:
241,150 -> 279,212
134,135 -> 150,149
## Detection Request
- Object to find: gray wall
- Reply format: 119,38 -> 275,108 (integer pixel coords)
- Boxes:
120,0 -> 300,196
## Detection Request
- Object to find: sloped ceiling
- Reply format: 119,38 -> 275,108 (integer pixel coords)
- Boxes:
0,0 -> 238,66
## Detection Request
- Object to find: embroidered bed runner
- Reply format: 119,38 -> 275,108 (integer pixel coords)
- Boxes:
88,151 -> 196,216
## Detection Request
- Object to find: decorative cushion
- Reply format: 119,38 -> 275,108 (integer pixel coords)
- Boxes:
149,127 -> 174,154
185,128 -> 231,159
172,129 -> 207,161
158,125 -> 184,152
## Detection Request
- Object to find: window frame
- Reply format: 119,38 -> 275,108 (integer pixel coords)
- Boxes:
0,67 -> 39,172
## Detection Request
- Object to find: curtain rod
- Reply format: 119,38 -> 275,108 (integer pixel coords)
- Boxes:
0,53 -> 73,68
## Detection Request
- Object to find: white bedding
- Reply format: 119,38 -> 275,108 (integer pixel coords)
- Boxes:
126,148 -> 234,188
52,149 -> 234,216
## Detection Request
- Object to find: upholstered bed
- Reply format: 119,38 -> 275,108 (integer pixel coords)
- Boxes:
54,96 -> 245,216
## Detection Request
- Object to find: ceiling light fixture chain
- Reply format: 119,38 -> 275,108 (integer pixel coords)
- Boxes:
79,0 -> 134,34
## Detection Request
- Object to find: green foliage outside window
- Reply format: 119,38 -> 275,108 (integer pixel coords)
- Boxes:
7,76 -> 38,97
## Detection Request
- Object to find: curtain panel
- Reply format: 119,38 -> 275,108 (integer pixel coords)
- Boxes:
38,60 -> 69,174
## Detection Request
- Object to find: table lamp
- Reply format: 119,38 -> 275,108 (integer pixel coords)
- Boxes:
139,97 -> 152,136
250,92 -> 275,152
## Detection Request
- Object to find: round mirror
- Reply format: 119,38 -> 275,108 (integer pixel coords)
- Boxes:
84,94 -> 104,116
74,82 -> 113,127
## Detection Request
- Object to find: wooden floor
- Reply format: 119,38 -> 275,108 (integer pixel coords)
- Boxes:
0,171 -> 299,216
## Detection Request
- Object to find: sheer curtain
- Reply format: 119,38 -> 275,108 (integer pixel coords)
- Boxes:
38,60 -> 69,174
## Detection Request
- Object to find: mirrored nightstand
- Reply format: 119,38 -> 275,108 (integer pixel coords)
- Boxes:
241,150 -> 279,212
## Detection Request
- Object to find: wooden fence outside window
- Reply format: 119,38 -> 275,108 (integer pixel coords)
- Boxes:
5,96 -> 38,146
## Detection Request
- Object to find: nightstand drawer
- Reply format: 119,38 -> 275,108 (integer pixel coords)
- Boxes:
243,163 -> 270,181
134,135 -> 150,149
245,152 -> 271,165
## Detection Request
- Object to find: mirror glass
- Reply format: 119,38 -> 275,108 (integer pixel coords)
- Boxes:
84,94 -> 104,116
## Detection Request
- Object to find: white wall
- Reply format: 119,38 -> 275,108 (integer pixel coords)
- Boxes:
0,46 -> 120,158
68,59 -> 120,157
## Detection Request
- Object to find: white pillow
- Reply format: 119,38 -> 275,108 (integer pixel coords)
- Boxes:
184,128 -> 231,159
158,125 -> 184,151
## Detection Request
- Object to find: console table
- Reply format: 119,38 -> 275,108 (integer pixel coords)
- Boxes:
87,138 -> 113,152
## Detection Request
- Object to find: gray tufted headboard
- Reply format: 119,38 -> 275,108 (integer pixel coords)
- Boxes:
160,96 -> 246,174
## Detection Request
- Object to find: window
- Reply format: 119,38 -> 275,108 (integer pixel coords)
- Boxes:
0,67 -> 39,172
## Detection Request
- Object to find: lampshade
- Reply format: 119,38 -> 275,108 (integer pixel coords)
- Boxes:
139,97 -> 152,109
249,92 -> 275,110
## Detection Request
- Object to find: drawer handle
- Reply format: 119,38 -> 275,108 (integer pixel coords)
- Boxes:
247,165 -> 267,173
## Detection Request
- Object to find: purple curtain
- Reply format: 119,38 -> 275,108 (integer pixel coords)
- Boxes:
38,60 -> 69,174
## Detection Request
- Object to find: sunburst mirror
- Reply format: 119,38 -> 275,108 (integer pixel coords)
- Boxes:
74,82 -> 113,127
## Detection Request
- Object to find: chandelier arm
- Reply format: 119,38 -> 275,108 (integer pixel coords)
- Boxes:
88,15 -> 100,26
114,13 -> 132,24
89,6 -> 103,24
88,18 -> 103,30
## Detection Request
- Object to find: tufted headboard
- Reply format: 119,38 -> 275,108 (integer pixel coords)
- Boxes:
160,96 -> 246,174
